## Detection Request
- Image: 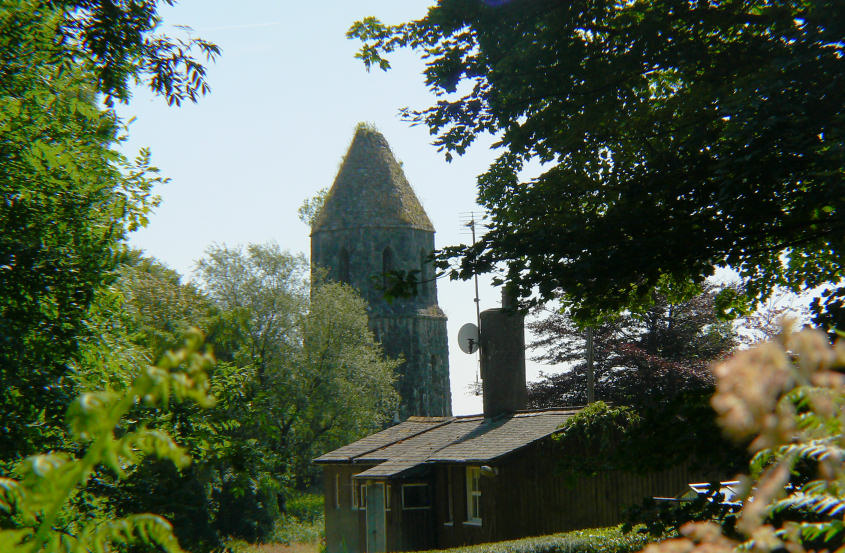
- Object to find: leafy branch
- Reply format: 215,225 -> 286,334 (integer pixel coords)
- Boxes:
0,329 -> 215,553
642,323 -> 845,553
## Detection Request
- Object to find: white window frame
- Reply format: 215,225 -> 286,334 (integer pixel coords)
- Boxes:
355,480 -> 367,510
401,483 -> 431,510
444,469 -> 454,526
465,466 -> 482,525
334,473 -> 340,509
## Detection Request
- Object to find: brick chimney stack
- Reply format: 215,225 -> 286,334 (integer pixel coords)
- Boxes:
479,286 -> 527,418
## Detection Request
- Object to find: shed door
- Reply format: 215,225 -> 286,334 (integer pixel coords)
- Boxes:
366,482 -> 386,553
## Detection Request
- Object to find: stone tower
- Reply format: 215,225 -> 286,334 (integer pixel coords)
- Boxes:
311,124 -> 452,419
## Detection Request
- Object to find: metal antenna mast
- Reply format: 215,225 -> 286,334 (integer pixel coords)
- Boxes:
460,212 -> 484,395
467,215 -> 482,333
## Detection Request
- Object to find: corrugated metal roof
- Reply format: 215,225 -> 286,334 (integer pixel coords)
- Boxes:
315,410 -> 579,476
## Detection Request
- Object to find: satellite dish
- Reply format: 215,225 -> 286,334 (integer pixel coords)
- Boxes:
457,323 -> 480,354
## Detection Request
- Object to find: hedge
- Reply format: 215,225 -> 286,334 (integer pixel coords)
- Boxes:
415,526 -> 650,553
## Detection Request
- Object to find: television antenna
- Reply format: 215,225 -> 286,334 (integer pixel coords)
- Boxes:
458,212 -> 486,395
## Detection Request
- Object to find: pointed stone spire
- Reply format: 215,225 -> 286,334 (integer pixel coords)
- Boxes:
313,123 -> 434,233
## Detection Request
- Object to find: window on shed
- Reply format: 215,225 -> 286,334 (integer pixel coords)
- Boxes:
334,473 -> 340,509
339,248 -> 350,283
351,478 -> 367,510
466,466 -> 482,524
401,483 -> 430,510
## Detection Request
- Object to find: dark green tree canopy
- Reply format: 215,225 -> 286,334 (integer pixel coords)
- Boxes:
350,0 -> 844,326
51,0 -> 220,104
0,0 -> 217,459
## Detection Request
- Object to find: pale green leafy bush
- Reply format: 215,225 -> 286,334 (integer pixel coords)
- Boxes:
0,330 -> 215,553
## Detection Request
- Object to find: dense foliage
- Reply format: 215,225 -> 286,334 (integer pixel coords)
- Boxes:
552,398 -> 747,479
195,243 -> 399,488
636,326 -> 845,553
349,0 -> 844,328
80,248 -> 399,549
0,332 -> 215,553
0,0 -> 215,468
527,285 -> 735,409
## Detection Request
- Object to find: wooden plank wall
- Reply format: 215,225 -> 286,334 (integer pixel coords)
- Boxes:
324,447 -> 721,552
488,442 -> 713,540
323,465 -> 373,553
323,466 -> 438,553
435,465 -> 490,548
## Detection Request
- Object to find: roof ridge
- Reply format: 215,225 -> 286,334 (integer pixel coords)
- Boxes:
449,407 -> 582,421
347,418 -> 455,462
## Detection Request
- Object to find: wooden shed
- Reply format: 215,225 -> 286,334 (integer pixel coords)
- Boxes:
315,409 -> 700,553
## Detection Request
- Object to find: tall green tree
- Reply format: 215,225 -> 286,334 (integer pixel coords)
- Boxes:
0,0 -> 217,460
349,0 -> 844,328
195,244 -> 399,488
75,255 -> 240,550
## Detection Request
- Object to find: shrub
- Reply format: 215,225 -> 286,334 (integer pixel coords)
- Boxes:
643,324 -> 845,553
286,493 -> 324,523
415,526 -> 649,553
0,330 -> 215,553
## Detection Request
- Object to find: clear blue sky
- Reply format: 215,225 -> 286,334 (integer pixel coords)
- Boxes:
119,1 -> 554,415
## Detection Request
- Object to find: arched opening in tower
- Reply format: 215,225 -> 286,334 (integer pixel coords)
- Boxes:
382,247 -> 394,290
339,247 -> 351,284
420,249 -> 429,299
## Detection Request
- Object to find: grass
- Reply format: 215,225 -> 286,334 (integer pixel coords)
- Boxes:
230,542 -> 321,553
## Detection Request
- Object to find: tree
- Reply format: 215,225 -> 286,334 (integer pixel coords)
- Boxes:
0,331 -> 216,553
298,187 -> 328,227
40,0 -> 219,106
528,286 -> 745,475
194,244 -> 399,488
527,285 -> 736,409
76,255 -> 244,550
0,0 -> 217,461
348,1 -> 845,328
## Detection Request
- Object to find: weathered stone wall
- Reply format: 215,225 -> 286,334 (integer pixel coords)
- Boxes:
370,314 -> 451,419
312,224 -> 451,418
312,226 -> 438,311
310,125 -> 452,420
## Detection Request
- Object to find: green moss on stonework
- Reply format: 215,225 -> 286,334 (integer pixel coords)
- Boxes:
313,123 -> 434,232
